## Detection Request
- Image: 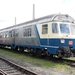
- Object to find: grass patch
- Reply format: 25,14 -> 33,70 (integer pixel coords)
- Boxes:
0,49 -> 71,72
0,49 -> 55,67
54,63 -> 70,72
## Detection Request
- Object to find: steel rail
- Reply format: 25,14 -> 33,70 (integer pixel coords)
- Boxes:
0,56 -> 40,75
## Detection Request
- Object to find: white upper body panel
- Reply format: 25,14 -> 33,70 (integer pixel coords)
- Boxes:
37,21 -> 75,39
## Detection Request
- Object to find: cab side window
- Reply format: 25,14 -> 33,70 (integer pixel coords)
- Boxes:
42,24 -> 48,34
52,23 -> 58,33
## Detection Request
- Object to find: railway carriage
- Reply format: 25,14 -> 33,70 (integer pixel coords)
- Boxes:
0,14 -> 75,58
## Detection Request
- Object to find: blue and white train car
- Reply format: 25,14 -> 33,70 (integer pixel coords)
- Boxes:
0,14 -> 75,58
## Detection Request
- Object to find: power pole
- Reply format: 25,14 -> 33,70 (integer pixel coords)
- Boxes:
33,4 -> 35,20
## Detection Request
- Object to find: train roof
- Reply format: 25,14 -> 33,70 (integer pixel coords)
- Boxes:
0,14 -> 75,31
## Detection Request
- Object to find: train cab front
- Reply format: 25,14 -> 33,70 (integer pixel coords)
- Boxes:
55,20 -> 75,58
57,38 -> 75,57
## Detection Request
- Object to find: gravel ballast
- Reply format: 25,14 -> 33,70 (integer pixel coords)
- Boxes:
0,51 -> 75,75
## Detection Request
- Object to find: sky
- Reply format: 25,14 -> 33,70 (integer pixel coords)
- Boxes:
0,0 -> 75,29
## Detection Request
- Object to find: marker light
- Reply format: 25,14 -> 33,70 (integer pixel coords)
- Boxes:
69,40 -> 73,45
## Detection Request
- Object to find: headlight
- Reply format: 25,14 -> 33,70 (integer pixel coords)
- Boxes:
60,39 -> 65,43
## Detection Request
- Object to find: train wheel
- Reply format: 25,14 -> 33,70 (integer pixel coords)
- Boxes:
45,50 -> 50,56
58,57 -> 62,59
35,49 -> 42,57
57,50 -> 63,58
19,47 -> 24,52
50,54 -> 53,58
30,49 -> 36,56
15,46 -> 18,51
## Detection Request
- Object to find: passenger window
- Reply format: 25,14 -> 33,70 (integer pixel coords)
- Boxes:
23,29 -> 27,37
23,28 -> 32,37
9,31 -> 12,37
52,23 -> 58,33
42,24 -> 48,34
15,29 -> 19,37
28,28 -> 31,36
5,32 -> 8,38
0,33 -> 2,38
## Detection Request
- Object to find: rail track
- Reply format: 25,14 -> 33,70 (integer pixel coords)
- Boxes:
63,58 -> 75,67
1,47 -> 75,68
0,56 -> 39,75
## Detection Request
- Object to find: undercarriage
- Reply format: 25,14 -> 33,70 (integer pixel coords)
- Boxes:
57,46 -> 73,58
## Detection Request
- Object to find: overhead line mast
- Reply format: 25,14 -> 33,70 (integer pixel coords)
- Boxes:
15,17 -> 16,25
33,4 -> 35,20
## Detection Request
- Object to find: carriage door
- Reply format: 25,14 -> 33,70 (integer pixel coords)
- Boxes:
42,24 -> 49,45
12,29 -> 15,45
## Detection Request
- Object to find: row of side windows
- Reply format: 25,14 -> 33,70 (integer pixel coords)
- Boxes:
0,32 -> 9,38
42,23 -> 58,34
0,28 -> 32,38
0,23 -> 58,38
